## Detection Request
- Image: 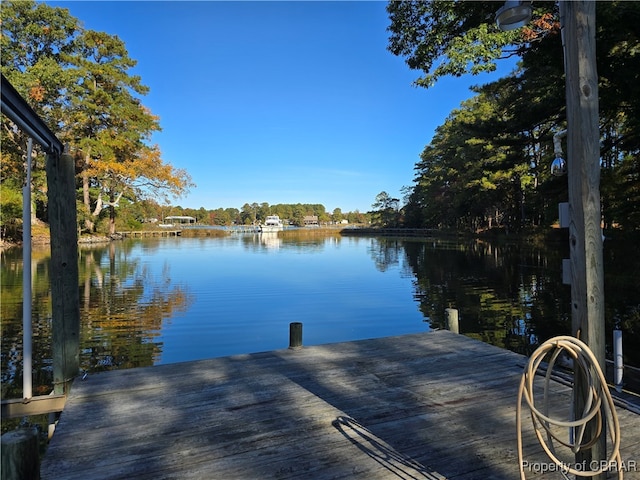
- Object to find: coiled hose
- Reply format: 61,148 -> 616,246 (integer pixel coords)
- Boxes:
517,335 -> 622,479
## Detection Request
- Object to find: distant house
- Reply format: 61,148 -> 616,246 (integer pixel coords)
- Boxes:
303,215 -> 319,226
165,216 -> 196,225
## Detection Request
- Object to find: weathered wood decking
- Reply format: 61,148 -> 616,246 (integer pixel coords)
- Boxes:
40,331 -> 640,479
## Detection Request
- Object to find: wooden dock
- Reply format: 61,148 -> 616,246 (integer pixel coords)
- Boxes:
40,331 -> 640,479
119,229 -> 182,238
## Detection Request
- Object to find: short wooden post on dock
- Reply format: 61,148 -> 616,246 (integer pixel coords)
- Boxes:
445,308 -> 459,334
289,322 -> 303,349
1,427 -> 40,480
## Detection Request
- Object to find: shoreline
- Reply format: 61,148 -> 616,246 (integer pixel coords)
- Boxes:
2,225 -> 636,250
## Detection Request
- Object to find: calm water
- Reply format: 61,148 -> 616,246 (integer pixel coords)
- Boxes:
2,232 -> 639,398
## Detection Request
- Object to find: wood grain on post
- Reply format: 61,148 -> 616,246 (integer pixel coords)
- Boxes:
46,152 -> 81,395
289,322 -> 303,349
562,1 -> 606,474
445,308 -> 459,334
1,427 -> 40,480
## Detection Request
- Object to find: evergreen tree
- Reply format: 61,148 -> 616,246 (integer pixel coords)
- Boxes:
1,0 -> 193,237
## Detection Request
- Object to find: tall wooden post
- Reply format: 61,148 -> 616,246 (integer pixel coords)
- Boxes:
46,152 -> 81,395
561,1 -> 606,474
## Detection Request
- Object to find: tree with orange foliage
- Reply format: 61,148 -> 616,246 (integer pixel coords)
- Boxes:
1,1 -> 193,237
66,28 -> 193,234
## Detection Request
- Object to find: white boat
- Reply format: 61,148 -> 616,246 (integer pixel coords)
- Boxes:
260,215 -> 284,232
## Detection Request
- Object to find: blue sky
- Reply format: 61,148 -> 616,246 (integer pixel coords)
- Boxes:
48,1 -> 515,213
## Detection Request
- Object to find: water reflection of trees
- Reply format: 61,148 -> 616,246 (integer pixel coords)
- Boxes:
1,247 -> 53,398
1,242 -> 194,398
360,236 -> 570,357
603,235 -> 640,366
367,238 -> 403,272
407,241 -> 588,354
79,242 -> 194,372
391,236 -> 639,366
240,231 -> 344,253
376,238 -> 574,357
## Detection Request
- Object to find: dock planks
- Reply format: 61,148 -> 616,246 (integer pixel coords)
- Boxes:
40,331 -> 640,479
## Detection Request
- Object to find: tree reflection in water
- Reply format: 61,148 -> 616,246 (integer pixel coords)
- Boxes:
1,240 -> 193,398
369,235 -> 639,366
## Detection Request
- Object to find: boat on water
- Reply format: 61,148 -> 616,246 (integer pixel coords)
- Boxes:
260,215 -> 284,232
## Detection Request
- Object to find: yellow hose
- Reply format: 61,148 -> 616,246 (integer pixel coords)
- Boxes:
517,335 -> 622,479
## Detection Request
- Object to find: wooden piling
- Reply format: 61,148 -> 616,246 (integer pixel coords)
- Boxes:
289,322 -> 303,349
1,427 -> 40,480
562,1 -> 606,474
46,152 -> 81,395
445,308 -> 459,334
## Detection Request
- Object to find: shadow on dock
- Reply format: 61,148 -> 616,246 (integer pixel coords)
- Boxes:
40,331 -> 640,479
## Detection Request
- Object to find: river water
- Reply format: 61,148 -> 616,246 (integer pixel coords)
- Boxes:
1,231 -> 638,398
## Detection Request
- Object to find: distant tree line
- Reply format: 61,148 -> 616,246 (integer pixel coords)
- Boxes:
138,201 -> 370,229
384,1 -> 640,232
